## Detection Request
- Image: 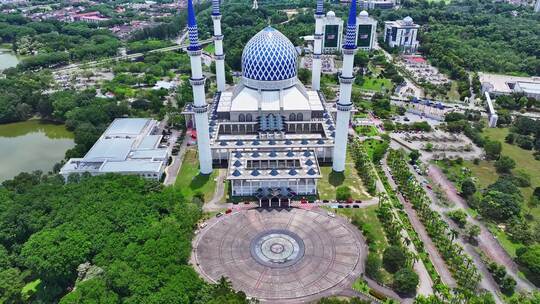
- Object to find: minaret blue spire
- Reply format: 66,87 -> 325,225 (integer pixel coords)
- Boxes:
343,0 -> 357,49
316,0 -> 324,15
187,0 -> 200,51
212,0 -> 221,16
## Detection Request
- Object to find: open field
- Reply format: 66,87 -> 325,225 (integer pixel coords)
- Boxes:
318,153 -> 371,201
174,148 -> 218,202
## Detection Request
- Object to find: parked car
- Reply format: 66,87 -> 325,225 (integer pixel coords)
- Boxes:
216,212 -> 224,218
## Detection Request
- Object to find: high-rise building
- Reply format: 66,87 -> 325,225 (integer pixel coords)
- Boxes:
356,10 -> 377,51
384,16 -> 420,54
322,11 -> 343,54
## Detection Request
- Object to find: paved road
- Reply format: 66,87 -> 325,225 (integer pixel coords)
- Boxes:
54,38 -> 213,73
371,155 -> 434,298
164,134 -> 188,186
381,156 -> 457,289
428,165 -> 537,292
203,169 -> 227,212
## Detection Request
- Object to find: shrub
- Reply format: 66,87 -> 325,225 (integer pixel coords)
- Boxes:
393,267 -> 419,294
365,252 -> 382,282
447,210 -> 468,228
383,246 -> 407,273
336,186 -> 352,201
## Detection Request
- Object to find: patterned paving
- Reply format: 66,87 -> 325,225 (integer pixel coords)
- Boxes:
192,208 -> 366,302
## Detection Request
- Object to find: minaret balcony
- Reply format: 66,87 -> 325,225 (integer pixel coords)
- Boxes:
193,104 -> 208,113
190,77 -> 207,86
339,75 -> 355,84
214,34 -> 224,41
215,54 -> 225,60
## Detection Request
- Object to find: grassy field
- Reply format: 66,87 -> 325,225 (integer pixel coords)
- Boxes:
318,153 -> 371,201
357,77 -> 393,93
355,125 -> 379,137
174,148 -> 218,202
203,44 -> 215,54
438,127 -> 540,256
336,206 -> 392,284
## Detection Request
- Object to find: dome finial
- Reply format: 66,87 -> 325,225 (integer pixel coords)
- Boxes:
187,0 -> 200,51
343,0 -> 357,50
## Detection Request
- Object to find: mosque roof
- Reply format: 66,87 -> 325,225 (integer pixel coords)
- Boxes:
242,27 -> 297,85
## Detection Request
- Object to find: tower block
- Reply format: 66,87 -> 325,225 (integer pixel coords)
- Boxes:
332,0 -> 357,173
187,0 -> 212,174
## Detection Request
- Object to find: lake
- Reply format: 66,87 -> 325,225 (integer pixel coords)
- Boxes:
0,49 -> 20,70
0,120 -> 75,182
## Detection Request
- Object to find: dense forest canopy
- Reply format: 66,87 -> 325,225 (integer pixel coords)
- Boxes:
0,173 -> 251,303
380,0 -> 540,76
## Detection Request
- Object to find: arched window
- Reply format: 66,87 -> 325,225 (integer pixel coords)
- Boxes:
297,113 -> 303,121
246,113 -> 252,122
289,113 -> 296,121
239,114 -> 245,122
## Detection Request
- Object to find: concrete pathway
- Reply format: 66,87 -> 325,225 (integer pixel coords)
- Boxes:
381,156 -> 457,289
428,165 -> 537,292
203,169 -> 227,212
164,133 -> 188,186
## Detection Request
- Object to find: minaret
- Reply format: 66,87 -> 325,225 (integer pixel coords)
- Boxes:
332,0 -> 357,173
252,0 -> 258,10
312,0 -> 324,91
187,0 -> 212,175
535,0 -> 540,13
211,0 -> 226,92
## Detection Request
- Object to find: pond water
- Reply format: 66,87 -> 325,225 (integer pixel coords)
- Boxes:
0,120 -> 75,182
0,49 -> 20,70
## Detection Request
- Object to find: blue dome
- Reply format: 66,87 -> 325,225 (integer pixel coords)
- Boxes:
242,27 -> 297,83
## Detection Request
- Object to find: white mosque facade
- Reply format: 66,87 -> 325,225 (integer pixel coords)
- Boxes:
183,0 -> 359,204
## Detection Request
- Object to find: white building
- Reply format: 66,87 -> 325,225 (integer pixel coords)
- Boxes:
359,0 -> 396,10
384,16 -> 420,53
60,118 -> 169,181
182,0 -> 359,206
356,10 -> 377,51
322,11 -> 343,53
480,73 -> 540,101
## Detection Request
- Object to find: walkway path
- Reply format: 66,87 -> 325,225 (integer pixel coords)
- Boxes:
381,157 -> 457,289
428,165 -> 537,292
203,169 -> 227,212
374,156 -> 435,299
164,133 -> 188,186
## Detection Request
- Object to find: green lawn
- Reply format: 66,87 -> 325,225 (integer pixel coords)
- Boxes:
174,148 -> 217,202
21,279 -> 41,299
357,77 -> 393,93
355,125 -> 379,137
437,127 -> 540,257
318,153 -> 371,201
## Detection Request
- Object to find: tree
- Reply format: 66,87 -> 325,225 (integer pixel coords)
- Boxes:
461,179 -> 476,197
0,268 -> 25,304
60,278 -> 119,304
484,140 -> 502,160
447,210 -> 467,228
336,186 -> 352,201
393,267 -> 419,294
409,150 -> 421,164
494,156 -> 516,174
516,245 -> 540,285
467,224 -> 481,243
480,191 -> 521,222
298,68 -> 310,84
383,246 -> 407,273
365,252 -> 382,282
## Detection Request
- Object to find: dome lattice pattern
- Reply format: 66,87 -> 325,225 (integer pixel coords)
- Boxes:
242,27 -> 297,82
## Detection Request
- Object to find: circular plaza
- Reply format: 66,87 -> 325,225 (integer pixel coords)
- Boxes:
192,208 -> 367,302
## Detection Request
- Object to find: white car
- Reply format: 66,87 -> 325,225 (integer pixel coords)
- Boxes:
327,212 -> 336,218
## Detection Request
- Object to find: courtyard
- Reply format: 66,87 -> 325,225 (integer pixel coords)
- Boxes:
191,208 -> 367,303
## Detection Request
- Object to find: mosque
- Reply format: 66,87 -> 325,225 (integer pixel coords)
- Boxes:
182,0 -> 360,206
